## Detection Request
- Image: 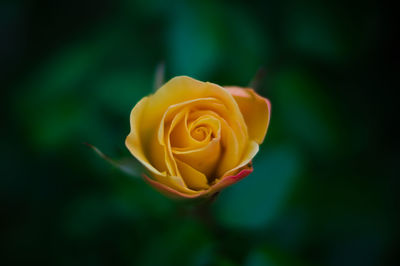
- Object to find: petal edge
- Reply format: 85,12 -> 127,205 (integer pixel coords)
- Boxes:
226,87 -> 271,144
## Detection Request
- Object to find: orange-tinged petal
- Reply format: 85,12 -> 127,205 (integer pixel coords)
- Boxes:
221,140 -> 259,178
143,173 -> 202,198
226,87 -> 271,144
207,167 -> 253,195
142,167 -> 252,199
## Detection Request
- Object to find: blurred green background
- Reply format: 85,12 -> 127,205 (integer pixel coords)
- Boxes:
1,0 -> 397,265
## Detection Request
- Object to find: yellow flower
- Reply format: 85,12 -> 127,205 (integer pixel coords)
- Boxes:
125,76 -> 270,198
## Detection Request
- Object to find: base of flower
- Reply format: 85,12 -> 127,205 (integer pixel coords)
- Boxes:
142,167 -> 253,199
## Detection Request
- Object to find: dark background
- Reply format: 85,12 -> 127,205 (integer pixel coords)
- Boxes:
1,0 -> 397,265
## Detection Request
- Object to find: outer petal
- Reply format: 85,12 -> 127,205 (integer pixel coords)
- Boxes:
226,87 -> 271,144
142,167 -> 252,199
125,97 -> 165,178
207,167 -> 253,195
221,140 -> 259,178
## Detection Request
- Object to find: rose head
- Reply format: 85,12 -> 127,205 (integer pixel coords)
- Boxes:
125,76 -> 270,198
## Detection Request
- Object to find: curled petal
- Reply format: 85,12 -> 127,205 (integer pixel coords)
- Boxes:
125,97 -> 165,178
222,140 -> 258,178
226,87 -> 271,144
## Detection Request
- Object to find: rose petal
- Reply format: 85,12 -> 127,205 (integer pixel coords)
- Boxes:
221,140 -> 259,178
173,138 -> 221,179
143,174 -> 202,198
226,87 -> 271,144
125,97 -> 165,179
208,167 -> 253,195
175,159 -> 209,190
126,98 -> 190,192
215,115 -> 240,177
142,167 -> 253,199
156,98 -> 222,178
172,115 -> 221,178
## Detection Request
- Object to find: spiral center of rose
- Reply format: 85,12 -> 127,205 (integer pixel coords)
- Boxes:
162,104 -> 224,184
191,126 -> 210,141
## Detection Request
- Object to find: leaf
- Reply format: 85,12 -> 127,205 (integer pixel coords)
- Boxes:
84,143 -> 141,177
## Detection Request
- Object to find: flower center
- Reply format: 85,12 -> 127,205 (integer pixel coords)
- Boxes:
190,126 -> 210,141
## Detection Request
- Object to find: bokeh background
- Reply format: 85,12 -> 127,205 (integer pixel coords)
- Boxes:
1,0 -> 397,265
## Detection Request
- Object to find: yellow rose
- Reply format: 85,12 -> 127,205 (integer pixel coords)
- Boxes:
125,76 -> 270,198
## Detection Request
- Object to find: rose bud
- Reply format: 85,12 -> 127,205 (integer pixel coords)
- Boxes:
125,76 -> 270,198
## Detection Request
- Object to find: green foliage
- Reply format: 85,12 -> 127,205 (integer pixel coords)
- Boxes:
215,145 -> 301,229
1,0 -> 396,266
